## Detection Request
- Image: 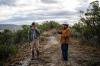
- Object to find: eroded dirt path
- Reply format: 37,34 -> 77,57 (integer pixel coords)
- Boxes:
8,35 -> 100,66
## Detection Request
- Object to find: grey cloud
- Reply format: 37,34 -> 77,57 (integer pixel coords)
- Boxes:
75,0 -> 89,11
0,15 -> 50,23
49,11 -> 78,16
0,8 -> 79,24
41,0 -> 58,4
0,0 -> 16,6
27,9 -> 78,17
0,10 -> 78,24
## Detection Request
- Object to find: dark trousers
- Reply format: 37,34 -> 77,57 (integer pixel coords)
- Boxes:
61,43 -> 68,61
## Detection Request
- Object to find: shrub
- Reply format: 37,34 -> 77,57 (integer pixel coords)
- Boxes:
0,44 -> 17,61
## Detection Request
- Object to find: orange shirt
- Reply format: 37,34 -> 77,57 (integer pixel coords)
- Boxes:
59,28 -> 71,44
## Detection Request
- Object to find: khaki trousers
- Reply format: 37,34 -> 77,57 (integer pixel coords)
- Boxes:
30,38 -> 39,58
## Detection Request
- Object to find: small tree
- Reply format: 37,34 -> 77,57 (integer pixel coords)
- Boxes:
79,0 -> 100,44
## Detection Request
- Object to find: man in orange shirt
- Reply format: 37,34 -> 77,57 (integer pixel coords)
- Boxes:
58,23 -> 71,61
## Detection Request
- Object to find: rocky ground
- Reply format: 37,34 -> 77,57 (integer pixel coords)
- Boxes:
6,33 -> 100,66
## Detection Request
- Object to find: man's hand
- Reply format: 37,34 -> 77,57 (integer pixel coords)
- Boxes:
57,30 -> 62,34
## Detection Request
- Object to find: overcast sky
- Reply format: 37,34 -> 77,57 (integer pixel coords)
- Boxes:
0,0 -> 98,25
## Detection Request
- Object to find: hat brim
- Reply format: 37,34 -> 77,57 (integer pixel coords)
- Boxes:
62,24 -> 68,26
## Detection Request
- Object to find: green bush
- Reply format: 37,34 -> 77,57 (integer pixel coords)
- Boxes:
0,45 -> 17,61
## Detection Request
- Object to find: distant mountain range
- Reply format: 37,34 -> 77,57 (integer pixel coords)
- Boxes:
0,24 -> 22,32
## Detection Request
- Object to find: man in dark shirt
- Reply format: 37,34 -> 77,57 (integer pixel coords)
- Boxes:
29,22 -> 40,60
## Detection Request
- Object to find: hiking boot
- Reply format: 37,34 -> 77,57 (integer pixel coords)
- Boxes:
31,57 -> 34,60
31,55 -> 36,60
31,50 -> 35,60
37,50 -> 39,56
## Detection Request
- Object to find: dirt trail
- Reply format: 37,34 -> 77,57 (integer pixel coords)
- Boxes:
28,36 -> 63,66
8,35 -> 100,66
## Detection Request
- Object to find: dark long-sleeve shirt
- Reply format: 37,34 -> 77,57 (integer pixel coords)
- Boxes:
28,28 -> 40,41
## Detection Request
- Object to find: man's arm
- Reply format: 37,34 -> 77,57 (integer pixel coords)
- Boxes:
36,29 -> 40,37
